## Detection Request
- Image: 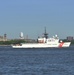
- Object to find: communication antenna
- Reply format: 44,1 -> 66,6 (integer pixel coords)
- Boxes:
43,27 -> 48,39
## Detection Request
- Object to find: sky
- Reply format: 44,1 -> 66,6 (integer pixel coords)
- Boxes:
0,0 -> 74,39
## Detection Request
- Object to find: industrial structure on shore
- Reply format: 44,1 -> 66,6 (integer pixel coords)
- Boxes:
0,34 -> 7,41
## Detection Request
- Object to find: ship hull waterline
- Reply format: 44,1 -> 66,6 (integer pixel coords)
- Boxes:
12,42 -> 71,48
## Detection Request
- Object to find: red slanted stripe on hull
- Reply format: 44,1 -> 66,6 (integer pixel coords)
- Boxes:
59,42 -> 64,47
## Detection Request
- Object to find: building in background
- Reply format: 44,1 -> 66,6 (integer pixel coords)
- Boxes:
67,36 -> 73,41
4,34 -> 7,41
0,36 -> 3,41
19,32 -> 24,39
0,34 -> 7,41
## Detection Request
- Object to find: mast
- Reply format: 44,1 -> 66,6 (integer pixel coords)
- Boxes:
43,27 -> 48,39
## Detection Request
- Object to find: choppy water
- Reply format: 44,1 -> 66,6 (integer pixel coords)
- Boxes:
0,46 -> 74,75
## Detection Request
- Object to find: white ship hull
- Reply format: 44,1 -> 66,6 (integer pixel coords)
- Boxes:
12,42 -> 71,48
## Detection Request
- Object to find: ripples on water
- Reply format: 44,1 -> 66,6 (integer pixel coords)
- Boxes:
0,46 -> 74,75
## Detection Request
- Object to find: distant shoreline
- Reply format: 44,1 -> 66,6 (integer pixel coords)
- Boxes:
0,45 -> 10,46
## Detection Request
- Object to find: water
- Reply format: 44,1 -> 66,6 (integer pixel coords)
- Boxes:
0,46 -> 74,75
